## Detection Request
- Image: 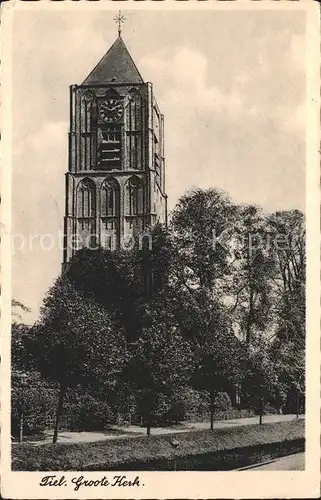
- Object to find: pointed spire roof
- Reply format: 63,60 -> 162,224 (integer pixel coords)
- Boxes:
82,36 -> 144,85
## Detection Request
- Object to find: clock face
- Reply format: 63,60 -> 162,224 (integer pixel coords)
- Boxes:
99,98 -> 123,123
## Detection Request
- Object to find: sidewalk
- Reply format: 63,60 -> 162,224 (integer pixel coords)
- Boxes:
236,452 -> 305,471
21,414 -> 304,446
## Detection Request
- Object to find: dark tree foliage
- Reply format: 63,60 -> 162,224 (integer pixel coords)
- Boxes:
14,191 -> 305,438
11,370 -> 58,436
189,302 -> 247,429
228,205 -> 277,344
66,224 -> 172,342
25,275 -> 126,442
66,247 -> 143,342
170,188 -> 237,290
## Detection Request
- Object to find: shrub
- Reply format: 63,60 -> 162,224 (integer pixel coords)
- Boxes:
213,392 -> 232,412
261,403 -> 278,415
164,389 -> 235,423
63,391 -> 115,431
164,388 -> 210,423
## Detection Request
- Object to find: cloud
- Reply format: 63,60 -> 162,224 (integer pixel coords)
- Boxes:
141,47 -> 243,120
141,43 -> 305,138
13,121 -> 68,236
139,44 -> 305,217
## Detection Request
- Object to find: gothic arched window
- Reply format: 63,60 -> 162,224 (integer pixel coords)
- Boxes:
101,178 -> 120,217
77,179 -> 96,239
77,178 -> 96,218
126,176 -> 143,215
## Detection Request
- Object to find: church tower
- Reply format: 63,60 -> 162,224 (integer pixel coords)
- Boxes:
63,30 -> 167,264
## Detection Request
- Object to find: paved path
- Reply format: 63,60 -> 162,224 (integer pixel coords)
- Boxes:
22,414 -> 304,446
184,414 -> 303,431
237,452 -> 305,471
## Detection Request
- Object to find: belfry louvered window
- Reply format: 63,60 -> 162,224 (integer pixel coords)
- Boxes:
98,126 -> 121,170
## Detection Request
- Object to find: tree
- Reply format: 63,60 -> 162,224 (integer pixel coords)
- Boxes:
242,344 -> 281,423
190,304 -> 246,429
136,223 -> 174,302
125,323 -> 193,436
12,299 -> 31,323
268,210 -> 305,413
11,322 -> 34,370
11,299 -> 32,369
166,190 -> 255,426
66,224 -> 173,343
227,205 -> 276,345
66,247 -> 143,342
267,210 -> 305,295
11,371 -> 58,437
26,275 -> 126,443
269,290 -> 305,415
170,188 -> 237,294
11,301 -> 37,441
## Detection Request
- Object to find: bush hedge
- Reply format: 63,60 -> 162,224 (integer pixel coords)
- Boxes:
12,418 -> 304,471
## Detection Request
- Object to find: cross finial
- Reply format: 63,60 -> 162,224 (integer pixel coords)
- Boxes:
114,10 -> 126,37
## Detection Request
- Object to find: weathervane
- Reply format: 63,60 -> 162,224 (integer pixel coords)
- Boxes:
114,11 -> 126,37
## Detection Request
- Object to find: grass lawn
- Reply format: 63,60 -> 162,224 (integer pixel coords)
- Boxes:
12,419 -> 304,471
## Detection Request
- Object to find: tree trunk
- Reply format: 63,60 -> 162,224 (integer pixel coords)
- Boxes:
210,408 -> 214,430
146,415 -> 151,437
210,391 -> 215,430
53,383 -> 66,444
246,287 -> 254,345
259,397 -> 263,425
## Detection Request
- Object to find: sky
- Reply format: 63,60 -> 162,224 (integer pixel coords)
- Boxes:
10,7 -> 306,323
